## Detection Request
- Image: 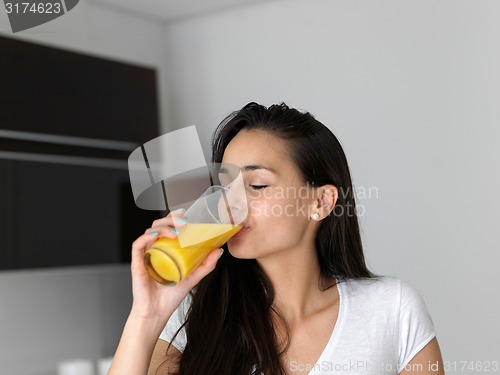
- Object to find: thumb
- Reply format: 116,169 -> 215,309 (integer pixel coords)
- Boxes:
178,248 -> 224,291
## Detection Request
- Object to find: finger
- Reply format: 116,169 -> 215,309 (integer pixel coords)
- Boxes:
131,231 -> 164,265
178,248 -> 224,292
137,225 -> 181,254
170,208 -> 186,217
131,233 -> 155,265
172,216 -> 188,228
134,231 -> 158,248
132,222 -> 187,272
151,210 -> 187,229
144,225 -> 179,238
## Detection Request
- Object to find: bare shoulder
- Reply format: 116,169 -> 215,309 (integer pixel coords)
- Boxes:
147,339 -> 181,375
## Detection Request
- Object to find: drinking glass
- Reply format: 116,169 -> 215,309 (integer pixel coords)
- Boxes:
144,185 -> 247,285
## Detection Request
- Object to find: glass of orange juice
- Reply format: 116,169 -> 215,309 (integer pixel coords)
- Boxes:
144,185 -> 247,285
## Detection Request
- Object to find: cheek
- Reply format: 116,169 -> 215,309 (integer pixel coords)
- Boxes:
248,196 -> 285,219
229,198 -> 310,257
247,195 -> 265,216
249,196 -> 310,222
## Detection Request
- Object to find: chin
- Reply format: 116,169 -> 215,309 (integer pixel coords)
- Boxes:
227,241 -> 254,259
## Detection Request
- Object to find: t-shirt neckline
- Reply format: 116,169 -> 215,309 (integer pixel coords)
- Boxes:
306,277 -> 347,374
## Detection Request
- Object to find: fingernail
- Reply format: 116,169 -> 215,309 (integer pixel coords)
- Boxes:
150,231 -> 159,236
170,228 -> 180,235
218,248 -> 224,259
177,218 -> 187,225
173,208 -> 185,213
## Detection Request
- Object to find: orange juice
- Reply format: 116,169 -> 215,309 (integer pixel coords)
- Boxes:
144,223 -> 241,285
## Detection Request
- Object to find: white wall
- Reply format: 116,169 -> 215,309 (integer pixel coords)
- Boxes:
162,0 -> 500,365
2,0 -> 499,372
0,3 -> 167,375
0,266 -> 131,375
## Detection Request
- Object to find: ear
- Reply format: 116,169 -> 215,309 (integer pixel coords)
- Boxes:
310,185 -> 338,220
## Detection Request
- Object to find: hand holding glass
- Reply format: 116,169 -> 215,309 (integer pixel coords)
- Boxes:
144,185 -> 247,285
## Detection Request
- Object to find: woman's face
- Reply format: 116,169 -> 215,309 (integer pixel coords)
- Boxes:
221,129 -> 318,260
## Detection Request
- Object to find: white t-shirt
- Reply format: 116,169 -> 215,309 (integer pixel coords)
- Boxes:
159,276 -> 436,374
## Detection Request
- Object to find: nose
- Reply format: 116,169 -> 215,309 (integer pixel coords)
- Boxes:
218,187 -> 248,225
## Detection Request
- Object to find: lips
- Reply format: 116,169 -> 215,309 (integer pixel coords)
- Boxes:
233,224 -> 250,238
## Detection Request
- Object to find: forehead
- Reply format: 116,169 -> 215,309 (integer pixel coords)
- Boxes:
221,130 -> 291,168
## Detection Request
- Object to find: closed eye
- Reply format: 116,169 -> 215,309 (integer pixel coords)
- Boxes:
249,185 -> 268,190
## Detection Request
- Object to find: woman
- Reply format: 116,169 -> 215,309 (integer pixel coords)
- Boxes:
109,103 -> 444,374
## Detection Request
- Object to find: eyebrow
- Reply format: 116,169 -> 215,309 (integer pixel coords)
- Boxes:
241,164 -> 277,174
219,164 -> 277,174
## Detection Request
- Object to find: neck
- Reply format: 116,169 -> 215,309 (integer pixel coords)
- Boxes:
256,244 -> 336,324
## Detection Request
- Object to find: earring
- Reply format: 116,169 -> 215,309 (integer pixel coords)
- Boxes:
311,213 -> 320,220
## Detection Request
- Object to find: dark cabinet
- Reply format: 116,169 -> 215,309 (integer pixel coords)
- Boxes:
0,159 -> 150,269
0,35 -> 161,270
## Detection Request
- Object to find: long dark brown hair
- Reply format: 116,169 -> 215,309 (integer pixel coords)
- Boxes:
166,102 -> 376,375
